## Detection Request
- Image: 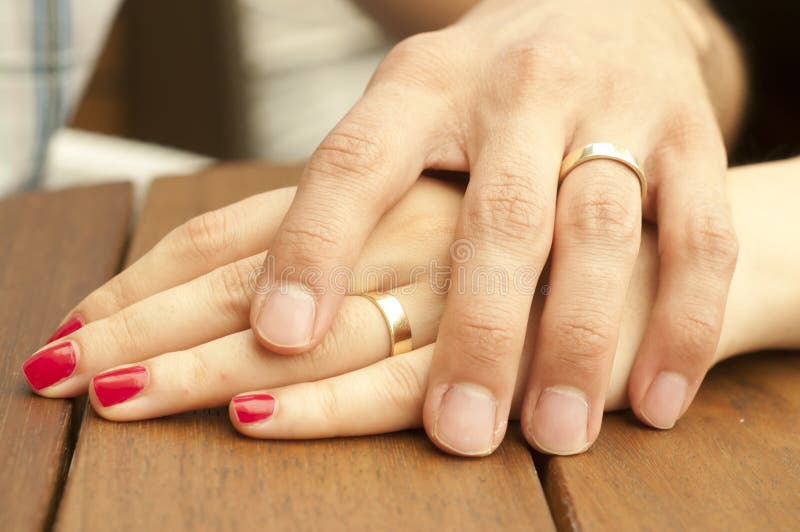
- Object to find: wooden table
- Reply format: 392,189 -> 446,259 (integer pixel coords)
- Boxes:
1,165 -> 798,531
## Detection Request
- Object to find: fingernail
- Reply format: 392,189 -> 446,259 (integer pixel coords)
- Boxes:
22,341 -> 77,390
256,283 -> 316,348
434,383 -> 497,456
47,315 -> 84,343
641,371 -> 688,429
233,393 -> 276,424
92,366 -> 148,407
530,386 -> 589,455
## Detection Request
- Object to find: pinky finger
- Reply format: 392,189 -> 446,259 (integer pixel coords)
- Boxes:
230,345 -> 435,439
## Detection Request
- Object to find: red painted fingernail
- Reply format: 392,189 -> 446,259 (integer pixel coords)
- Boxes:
22,341 -> 77,390
93,366 -> 148,407
47,315 -> 84,343
233,394 -> 275,424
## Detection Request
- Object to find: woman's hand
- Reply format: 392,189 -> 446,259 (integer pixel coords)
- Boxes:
247,0 -> 747,455
21,178 -> 459,417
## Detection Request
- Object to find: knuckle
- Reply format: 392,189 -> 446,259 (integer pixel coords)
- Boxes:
306,321 -> 345,372
317,380 -> 343,420
684,212 -> 739,268
380,31 -> 452,87
209,262 -> 253,319
103,274 -> 132,314
498,41 -> 575,84
563,179 -> 639,245
493,40 -> 579,103
187,348 -> 212,389
657,103 -> 727,165
179,208 -> 232,262
550,313 -> 613,374
109,308 -> 145,354
467,173 -> 547,243
305,297 -> 373,371
452,311 -> 517,371
382,360 -> 426,410
309,127 -> 387,185
386,32 -> 440,62
506,44 -> 555,72
672,309 -> 721,366
277,216 -> 345,266
666,103 -> 719,143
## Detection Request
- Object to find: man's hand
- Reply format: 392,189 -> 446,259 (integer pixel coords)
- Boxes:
249,0 -> 746,456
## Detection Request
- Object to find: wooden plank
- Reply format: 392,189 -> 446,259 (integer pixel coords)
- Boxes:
0,184 -> 132,532
56,163 -> 555,531
542,352 -> 800,531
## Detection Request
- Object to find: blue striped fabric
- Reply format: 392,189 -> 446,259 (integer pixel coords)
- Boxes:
0,0 -> 119,196
28,0 -> 71,190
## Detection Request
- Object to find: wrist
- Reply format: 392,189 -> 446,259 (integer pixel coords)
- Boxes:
717,159 -> 800,359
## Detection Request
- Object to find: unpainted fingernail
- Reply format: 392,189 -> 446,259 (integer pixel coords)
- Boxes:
233,393 -> 276,424
256,283 -> 316,348
434,383 -> 497,456
641,371 -> 688,429
529,386 -> 589,455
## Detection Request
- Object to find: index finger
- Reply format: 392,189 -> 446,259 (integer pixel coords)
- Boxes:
47,187 -> 297,341
249,83 -> 445,354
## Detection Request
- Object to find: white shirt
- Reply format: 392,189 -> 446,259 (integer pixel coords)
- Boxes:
0,0 -> 393,196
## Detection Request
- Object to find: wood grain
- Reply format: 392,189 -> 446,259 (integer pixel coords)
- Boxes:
542,351 -> 800,531
0,184 -> 131,532
55,164 -> 555,531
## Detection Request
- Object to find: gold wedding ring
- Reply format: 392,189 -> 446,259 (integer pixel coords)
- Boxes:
360,292 -> 413,356
559,142 -> 648,202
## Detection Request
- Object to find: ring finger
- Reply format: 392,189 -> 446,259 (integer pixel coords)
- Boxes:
521,136 -> 644,455
88,283 -> 444,421
25,239 -> 434,398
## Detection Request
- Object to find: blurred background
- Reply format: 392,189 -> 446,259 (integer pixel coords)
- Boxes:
70,0 -> 395,163
3,0 -> 408,203
4,0 -> 798,204
70,0 -> 800,163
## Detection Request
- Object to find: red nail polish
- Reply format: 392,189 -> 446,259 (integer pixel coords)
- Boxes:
22,342 -> 77,390
233,394 -> 275,424
93,366 -> 148,407
47,315 -> 84,343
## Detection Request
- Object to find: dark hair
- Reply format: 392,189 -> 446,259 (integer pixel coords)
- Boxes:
711,0 -> 800,163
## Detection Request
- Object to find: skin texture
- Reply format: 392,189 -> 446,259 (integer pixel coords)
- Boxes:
21,158 -> 800,444
357,0 -> 746,142
248,0 -> 748,457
